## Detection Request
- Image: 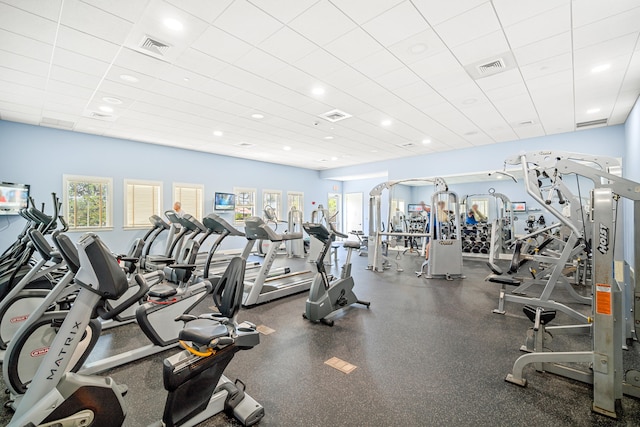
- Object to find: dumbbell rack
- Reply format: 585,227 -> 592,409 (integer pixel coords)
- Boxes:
462,223 -> 491,255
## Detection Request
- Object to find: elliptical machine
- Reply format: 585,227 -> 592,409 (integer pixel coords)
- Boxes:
7,233 -> 263,427
302,222 -> 370,326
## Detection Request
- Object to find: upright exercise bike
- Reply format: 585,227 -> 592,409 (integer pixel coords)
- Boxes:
7,232 -> 263,427
302,222 -> 370,326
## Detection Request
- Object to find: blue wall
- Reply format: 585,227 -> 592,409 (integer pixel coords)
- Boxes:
624,97 -> 640,268
0,120 -> 341,252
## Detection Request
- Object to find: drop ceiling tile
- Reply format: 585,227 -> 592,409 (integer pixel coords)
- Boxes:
234,48 -> 288,77
329,0 -> 402,25
492,0 -> 566,27
259,27 -> 318,63
265,65 -> 317,90
0,50 -> 49,77
80,0 -> 149,23
526,68 -> 573,92
174,48 -> 227,79
0,29 -> 53,61
573,33 -> 639,79
573,8 -> 640,50
0,66 -> 46,89
423,67 -> 473,92
54,47 -> 111,77
0,100 -> 41,116
512,31 -> 571,66
0,112 -> 40,125
288,1 -> 357,46
55,26 -> 120,63
352,49 -> 405,79
362,1 -> 429,47
411,0 -> 488,26
214,0 -> 283,45
2,0 -> 63,21
503,3 -> 570,49
395,80 -> 442,101
324,27 -> 382,64
492,95 -> 539,124
0,81 -> 44,100
572,1 -> 640,28
166,0 -> 233,24
192,25 -> 253,63
433,2 -> 501,47
375,67 -> 421,91
0,3 -> 59,44
475,68 -> 523,92
520,52 -> 572,81
387,28 -> 447,65
294,49 -> 345,79
60,0 -> 133,45
112,48 -> 171,79
450,30 -> 510,65
322,66 -> 370,89
249,0 -> 318,23
201,78 -> 243,101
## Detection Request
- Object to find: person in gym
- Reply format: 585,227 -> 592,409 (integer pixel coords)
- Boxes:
173,201 -> 184,217
423,200 -> 448,265
466,210 -> 478,225
470,203 -> 487,222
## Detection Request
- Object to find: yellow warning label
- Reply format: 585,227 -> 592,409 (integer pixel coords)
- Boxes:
595,283 -> 612,315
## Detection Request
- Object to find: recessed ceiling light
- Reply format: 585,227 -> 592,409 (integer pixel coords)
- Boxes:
311,87 -> 325,96
183,77 -> 190,82
102,97 -> 122,104
381,119 -> 392,127
422,139 -> 431,144
496,175 -> 503,179
587,108 -> 601,114
324,136 -> 334,140
591,64 -> 611,73
120,74 -> 139,83
409,43 -> 428,54
371,149 -> 378,153
164,18 -> 183,31
283,146 -> 291,151
213,130 -> 223,137
331,156 -> 338,161
98,105 -> 113,113
251,113 -> 264,119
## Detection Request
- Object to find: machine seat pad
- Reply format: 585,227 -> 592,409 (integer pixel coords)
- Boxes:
148,284 -> 178,298
179,319 -> 229,345
343,241 -> 361,249
486,275 -> 521,286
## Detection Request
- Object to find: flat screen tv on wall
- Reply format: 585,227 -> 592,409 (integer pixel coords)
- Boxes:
214,192 -> 235,211
0,182 -> 29,215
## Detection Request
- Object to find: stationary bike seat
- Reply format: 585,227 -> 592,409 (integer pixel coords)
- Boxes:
148,284 -> 178,298
179,319 -> 229,346
343,241 -> 361,249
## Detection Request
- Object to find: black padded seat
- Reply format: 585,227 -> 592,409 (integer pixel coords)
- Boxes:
179,319 -> 229,346
148,284 -> 178,298
343,241 -> 361,249
486,275 -> 521,286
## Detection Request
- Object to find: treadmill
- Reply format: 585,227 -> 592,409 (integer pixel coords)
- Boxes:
241,216 -> 314,306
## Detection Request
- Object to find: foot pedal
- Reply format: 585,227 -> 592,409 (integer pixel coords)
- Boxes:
116,383 -> 128,396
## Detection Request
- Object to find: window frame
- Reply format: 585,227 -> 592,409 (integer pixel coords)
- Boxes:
233,187 -> 257,225
262,189 -> 283,222
173,182 -> 204,221
123,179 -> 163,229
63,174 -> 113,231
287,191 -> 304,218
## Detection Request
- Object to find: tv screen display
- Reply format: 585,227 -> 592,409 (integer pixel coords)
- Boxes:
214,192 -> 235,211
512,202 -> 527,212
0,182 -> 29,215
408,204 -> 424,213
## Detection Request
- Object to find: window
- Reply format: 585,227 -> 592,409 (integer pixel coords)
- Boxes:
262,190 -> 282,221
327,193 -> 341,230
63,175 -> 112,230
124,179 -> 162,228
287,191 -> 304,218
234,187 -> 256,224
173,183 -> 204,220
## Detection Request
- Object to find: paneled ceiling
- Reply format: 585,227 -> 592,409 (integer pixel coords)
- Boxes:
0,0 -> 638,170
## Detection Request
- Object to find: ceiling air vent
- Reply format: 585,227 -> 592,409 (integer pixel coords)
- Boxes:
477,58 -> 505,75
236,142 -> 255,148
576,118 -> 608,129
398,142 -> 416,148
82,110 -> 117,122
318,109 -> 352,123
40,117 -> 75,129
138,35 -> 171,57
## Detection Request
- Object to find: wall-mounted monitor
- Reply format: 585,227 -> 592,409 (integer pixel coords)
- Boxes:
0,182 -> 30,215
214,192 -> 235,211
511,202 -> 527,212
407,204 -> 425,212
